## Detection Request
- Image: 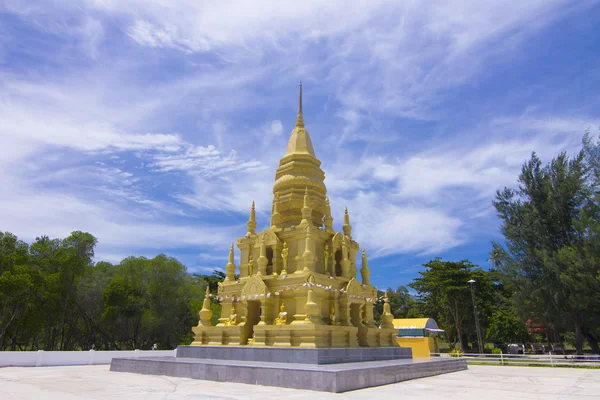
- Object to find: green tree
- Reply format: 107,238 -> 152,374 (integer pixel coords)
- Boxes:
409,259 -> 473,351
102,255 -> 202,349
0,232 -> 35,350
409,259 -> 498,351
492,133 -> 600,354
373,285 -> 419,325
486,308 -> 529,344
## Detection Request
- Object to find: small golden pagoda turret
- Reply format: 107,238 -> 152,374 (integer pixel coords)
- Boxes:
247,201 -> 256,236
343,207 -> 352,238
324,197 -> 334,232
270,194 -> 282,229
199,287 -> 213,326
192,83 -> 398,348
225,243 -> 236,281
361,248 -> 371,285
380,292 -> 394,329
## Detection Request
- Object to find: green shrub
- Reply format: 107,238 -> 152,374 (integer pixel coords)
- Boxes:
491,348 -> 502,354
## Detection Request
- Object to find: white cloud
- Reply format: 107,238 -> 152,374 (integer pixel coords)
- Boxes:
271,120 -> 283,136
0,174 -> 236,254
1,0 -> 597,267
329,192 -> 465,257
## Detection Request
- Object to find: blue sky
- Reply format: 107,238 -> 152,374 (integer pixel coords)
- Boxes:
1,1 -> 599,290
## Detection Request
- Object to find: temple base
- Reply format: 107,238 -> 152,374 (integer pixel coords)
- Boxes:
192,323 -> 399,348
110,346 -> 467,393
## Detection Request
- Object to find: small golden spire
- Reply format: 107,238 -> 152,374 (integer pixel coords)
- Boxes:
361,248 -> 371,285
343,206 -> 352,238
303,187 -> 309,208
295,81 -> 304,128
324,197 -> 333,231
205,286 -> 210,296
225,242 -> 236,281
270,194 -> 281,228
247,201 -> 256,235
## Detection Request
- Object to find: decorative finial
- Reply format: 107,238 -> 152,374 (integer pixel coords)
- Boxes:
295,81 -> 304,128
205,286 -> 210,296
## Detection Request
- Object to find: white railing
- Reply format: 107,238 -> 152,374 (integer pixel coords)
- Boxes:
430,352 -> 600,368
0,349 -> 177,367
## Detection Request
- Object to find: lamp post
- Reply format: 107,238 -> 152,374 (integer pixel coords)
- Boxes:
468,279 -> 484,354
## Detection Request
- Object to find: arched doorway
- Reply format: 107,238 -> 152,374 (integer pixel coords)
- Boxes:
266,247 -> 273,275
350,303 -> 368,347
242,300 -> 262,344
334,250 -> 342,277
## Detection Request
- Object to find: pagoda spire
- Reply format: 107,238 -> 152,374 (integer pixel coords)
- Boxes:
324,197 -> 333,232
300,187 -> 312,226
257,235 -> 268,275
199,286 -> 213,326
302,225 -> 314,272
247,201 -> 256,236
361,248 -> 371,285
295,81 -> 304,128
270,193 -> 281,228
343,207 -> 352,238
225,243 -> 236,281
380,292 -> 395,329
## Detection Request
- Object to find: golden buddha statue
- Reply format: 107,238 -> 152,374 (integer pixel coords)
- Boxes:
247,255 -> 254,276
329,303 -> 338,325
225,304 -> 239,326
274,303 -> 288,325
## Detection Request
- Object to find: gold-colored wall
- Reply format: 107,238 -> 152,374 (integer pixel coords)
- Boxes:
396,337 -> 436,358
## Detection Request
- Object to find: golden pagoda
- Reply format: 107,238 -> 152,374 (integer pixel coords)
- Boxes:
192,83 -> 397,348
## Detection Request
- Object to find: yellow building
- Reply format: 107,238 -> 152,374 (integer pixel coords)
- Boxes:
192,84 -> 398,348
393,318 -> 444,358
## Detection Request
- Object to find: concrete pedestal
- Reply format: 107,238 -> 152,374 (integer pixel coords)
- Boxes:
110,346 -> 467,393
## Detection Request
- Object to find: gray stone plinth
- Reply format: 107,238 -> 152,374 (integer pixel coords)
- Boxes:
176,345 -> 412,364
110,348 -> 467,392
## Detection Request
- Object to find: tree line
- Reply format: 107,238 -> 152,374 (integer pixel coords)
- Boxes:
0,232 -> 209,351
1,132 -> 598,353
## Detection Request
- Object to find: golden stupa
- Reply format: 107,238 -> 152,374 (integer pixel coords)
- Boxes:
192,83 -> 397,348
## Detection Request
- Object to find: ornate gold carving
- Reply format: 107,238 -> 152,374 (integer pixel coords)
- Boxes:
241,274 -> 267,298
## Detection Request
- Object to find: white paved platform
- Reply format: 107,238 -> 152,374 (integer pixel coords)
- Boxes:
1,364 -> 599,399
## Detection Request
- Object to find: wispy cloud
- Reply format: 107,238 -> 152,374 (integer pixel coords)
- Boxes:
1,1 -> 598,287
